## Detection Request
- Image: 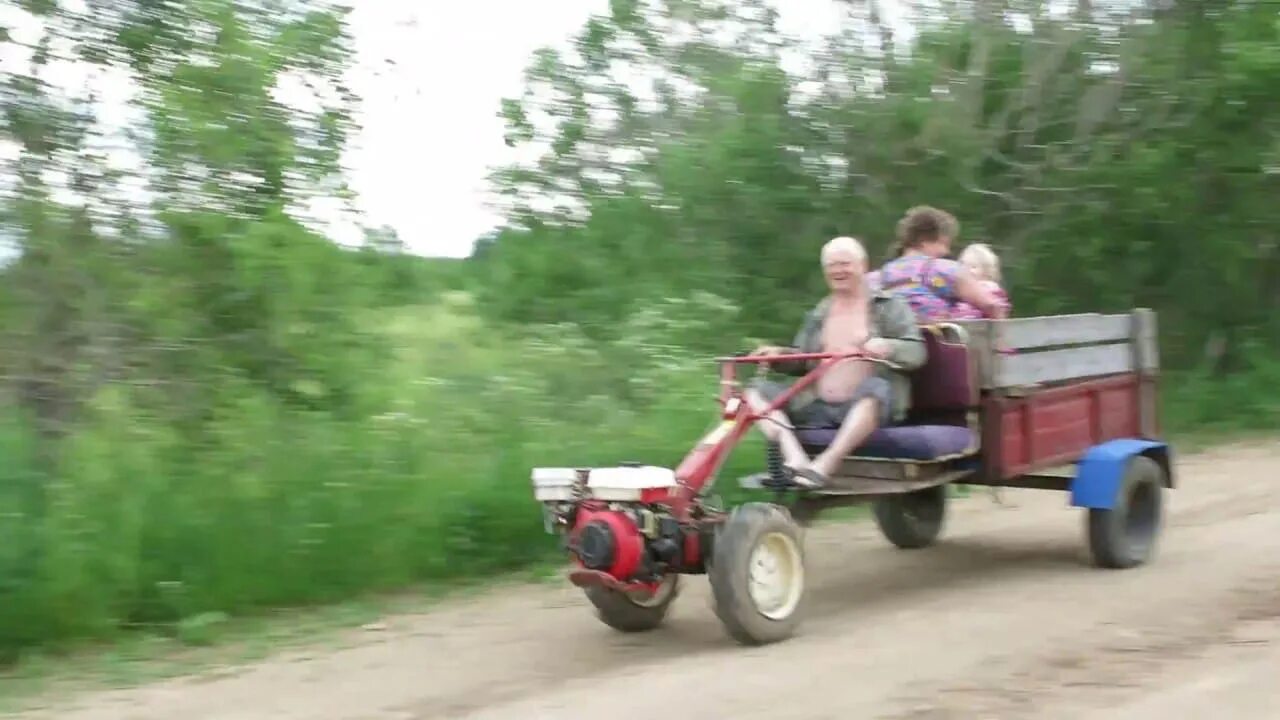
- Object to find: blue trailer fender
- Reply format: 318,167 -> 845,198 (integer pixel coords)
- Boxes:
1070,438 -> 1174,510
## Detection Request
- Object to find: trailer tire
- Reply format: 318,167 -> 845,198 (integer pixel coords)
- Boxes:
709,502 -> 806,646
872,484 -> 947,549
584,574 -> 680,633
1087,455 -> 1165,569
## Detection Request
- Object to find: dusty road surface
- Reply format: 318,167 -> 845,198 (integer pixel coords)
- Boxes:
10,441 -> 1280,720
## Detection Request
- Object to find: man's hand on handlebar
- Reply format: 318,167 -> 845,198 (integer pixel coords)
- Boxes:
751,344 -> 788,357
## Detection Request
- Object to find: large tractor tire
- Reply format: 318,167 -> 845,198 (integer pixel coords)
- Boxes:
709,502 -> 806,646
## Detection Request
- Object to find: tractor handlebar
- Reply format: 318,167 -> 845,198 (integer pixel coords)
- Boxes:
715,350 -> 902,369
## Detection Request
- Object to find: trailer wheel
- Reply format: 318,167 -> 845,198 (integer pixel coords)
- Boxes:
872,484 -> 947,549
709,502 -> 806,646
1087,455 -> 1165,569
584,574 -> 680,633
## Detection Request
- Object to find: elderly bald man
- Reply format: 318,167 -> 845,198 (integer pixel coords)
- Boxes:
746,236 -> 926,488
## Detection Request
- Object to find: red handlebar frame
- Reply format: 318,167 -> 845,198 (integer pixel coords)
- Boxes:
657,350 -> 885,521
714,351 -> 869,364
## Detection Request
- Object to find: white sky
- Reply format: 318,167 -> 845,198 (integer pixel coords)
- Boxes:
340,0 -> 868,257
2,0 -> 913,258
336,0 -> 617,256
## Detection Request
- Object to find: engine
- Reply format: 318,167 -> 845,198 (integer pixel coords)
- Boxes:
530,465 -> 706,583
569,505 -> 696,581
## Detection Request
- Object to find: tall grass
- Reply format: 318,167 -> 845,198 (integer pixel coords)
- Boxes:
0,291 -> 764,660
0,290 -> 1276,661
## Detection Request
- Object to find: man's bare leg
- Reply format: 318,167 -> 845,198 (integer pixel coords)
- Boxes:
743,388 -> 811,468
799,397 -> 880,478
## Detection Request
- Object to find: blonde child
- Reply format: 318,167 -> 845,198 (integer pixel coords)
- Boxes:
951,243 -> 1011,319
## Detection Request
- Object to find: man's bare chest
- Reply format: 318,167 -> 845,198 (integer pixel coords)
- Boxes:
821,308 -> 871,350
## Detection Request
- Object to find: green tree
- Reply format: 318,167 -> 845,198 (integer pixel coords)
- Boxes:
481,0 -> 1280,367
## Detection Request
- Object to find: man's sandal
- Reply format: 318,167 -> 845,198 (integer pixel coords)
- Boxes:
784,465 -> 828,490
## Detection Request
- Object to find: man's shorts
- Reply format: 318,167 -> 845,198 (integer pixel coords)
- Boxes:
752,375 -> 894,429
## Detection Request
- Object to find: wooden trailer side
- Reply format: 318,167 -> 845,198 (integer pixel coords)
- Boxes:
957,309 -> 1161,483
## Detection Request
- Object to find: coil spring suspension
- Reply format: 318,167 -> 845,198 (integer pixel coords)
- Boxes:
764,441 -> 789,490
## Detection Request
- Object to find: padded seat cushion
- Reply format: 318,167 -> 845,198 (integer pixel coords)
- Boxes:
795,424 -> 977,461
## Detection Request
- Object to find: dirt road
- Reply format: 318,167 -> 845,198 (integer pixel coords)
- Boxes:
11,441 -> 1280,720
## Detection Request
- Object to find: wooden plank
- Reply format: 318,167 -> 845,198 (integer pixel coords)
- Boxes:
814,470 -> 974,497
981,395 -> 1006,478
1130,308 -> 1159,373
996,371 -> 1136,402
993,343 -> 1134,388
954,319 -> 995,388
979,319 -> 997,388
998,313 -> 1132,351
1129,308 -> 1158,437
1138,376 -> 1158,438
833,459 -> 914,481
1024,392 -> 1038,474
963,473 -> 1071,491
988,374 -> 1142,478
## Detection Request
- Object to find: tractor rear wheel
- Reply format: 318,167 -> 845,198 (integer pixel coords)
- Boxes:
1087,455 -> 1166,569
872,484 -> 948,549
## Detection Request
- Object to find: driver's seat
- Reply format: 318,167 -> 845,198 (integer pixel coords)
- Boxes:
792,323 -> 980,462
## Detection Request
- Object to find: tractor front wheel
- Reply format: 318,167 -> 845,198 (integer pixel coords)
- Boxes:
709,502 -> 806,646
584,574 -> 680,633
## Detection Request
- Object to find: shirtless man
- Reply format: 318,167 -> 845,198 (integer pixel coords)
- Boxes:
744,236 -> 926,488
